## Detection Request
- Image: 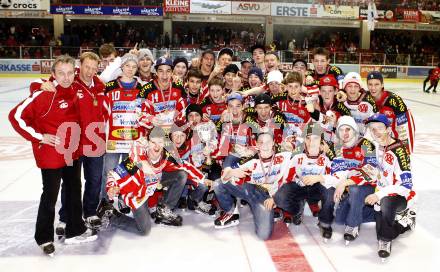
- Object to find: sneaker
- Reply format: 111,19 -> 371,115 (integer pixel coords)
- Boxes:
85,215 -> 102,229
378,240 -> 392,260
40,242 -> 55,257
308,202 -> 320,217
55,222 -> 66,238
214,211 -> 239,229
195,201 -> 217,216
155,205 -> 183,226
396,208 -> 416,231
344,225 -> 359,244
65,229 -> 98,245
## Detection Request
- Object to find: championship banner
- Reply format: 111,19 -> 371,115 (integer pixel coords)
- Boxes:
190,0 -> 231,14
271,2 -> 316,17
317,5 -> 359,19
50,5 -> 163,16
420,10 -> 440,24
395,8 -> 420,22
163,0 -> 190,13
0,0 -> 40,10
231,1 -> 271,15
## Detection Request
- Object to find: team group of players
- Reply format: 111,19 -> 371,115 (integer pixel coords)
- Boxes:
8,43 -> 416,261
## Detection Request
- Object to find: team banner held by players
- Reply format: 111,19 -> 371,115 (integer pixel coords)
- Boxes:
231,1 -> 271,15
190,0 -> 231,14
317,5 -> 359,19
163,0 -> 190,14
271,2 -> 316,17
0,0 -> 40,10
50,5 -> 163,16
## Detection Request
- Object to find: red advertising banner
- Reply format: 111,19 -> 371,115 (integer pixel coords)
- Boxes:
163,0 -> 190,13
395,8 -> 420,22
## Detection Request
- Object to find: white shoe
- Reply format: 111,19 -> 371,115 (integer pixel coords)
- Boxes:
65,229 -> 98,245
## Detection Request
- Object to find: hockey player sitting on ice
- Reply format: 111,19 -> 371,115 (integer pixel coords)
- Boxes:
9,55 -> 98,256
278,123 -> 332,225
185,68 -> 204,105
244,93 -> 286,147
317,116 -> 377,244
366,71 -> 415,153
28,52 -> 109,233
172,57 -> 188,84
223,64 -> 240,94
214,92 -> 256,169
102,127 -> 208,228
422,62 -> 440,93
364,113 -> 416,261
339,72 -> 377,135
101,53 -> 144,215
264,51 -> 281,74
200,78 -> 228,124
137,57 -> 187,130
304,47 -> 344,88
309,74 -> 351,143
213,132 -> 294,240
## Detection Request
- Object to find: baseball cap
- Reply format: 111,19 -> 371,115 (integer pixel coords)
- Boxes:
365,113 -> 390,127
227,92 -> 243,103
154,57 -> 173,70
255,93 -> 271,105
319,75 -> 339,88
367,71 -> 384,83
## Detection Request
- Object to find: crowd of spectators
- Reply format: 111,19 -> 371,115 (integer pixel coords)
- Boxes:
0,20 -> 439,65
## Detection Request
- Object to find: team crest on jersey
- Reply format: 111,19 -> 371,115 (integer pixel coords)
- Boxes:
77,93 -> 84,99
59,102 -> 68,109
358,103 -> 368,113
317,156 -> 325,166
384,153 -> 394,165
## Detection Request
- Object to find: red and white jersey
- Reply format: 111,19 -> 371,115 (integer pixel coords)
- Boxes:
137,80 -> 187,129
9,83 -> 81,169
105,78 -> 143,153
374,140 -> 416,208
273,94 -> 311,137
342,90 -> 377,135
429,67 -> 440,82
106,138 -> 205,209
201,97 -> 228,123
374,90 -> 415,154
214,121 -> 255,159
288,153 -> 331,187
236,152 -> 293,196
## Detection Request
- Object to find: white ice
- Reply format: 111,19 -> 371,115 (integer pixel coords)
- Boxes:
0,77 -> 438,272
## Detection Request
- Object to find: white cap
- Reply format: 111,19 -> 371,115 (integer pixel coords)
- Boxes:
336,115 -> 359,135
342,72 -> 362,89
138,48 -> 155,62
267,70 -> 283,84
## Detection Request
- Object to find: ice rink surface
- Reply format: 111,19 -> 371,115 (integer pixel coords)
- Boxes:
0,76 -> 439,272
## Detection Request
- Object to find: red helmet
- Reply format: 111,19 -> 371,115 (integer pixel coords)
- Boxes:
319,75 -> 338,89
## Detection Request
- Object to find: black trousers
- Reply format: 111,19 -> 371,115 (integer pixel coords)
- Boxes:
35,160 -> 86,245
375,195 -> 407,242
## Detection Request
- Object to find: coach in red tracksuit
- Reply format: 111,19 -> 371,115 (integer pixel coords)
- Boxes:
8,55 -> 96,255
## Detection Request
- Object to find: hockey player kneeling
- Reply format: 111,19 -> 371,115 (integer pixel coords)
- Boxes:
365,113 -> 416,261
214,132 -> 294,240
103,128 -> 207,230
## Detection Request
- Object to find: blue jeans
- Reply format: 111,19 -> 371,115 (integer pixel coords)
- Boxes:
320,185 -> 375,227
214,182 -> 274,240
100,152 -> 128,200
272,182 -> 326,216
59,155 -> 104,221
110,200 -> 151,236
